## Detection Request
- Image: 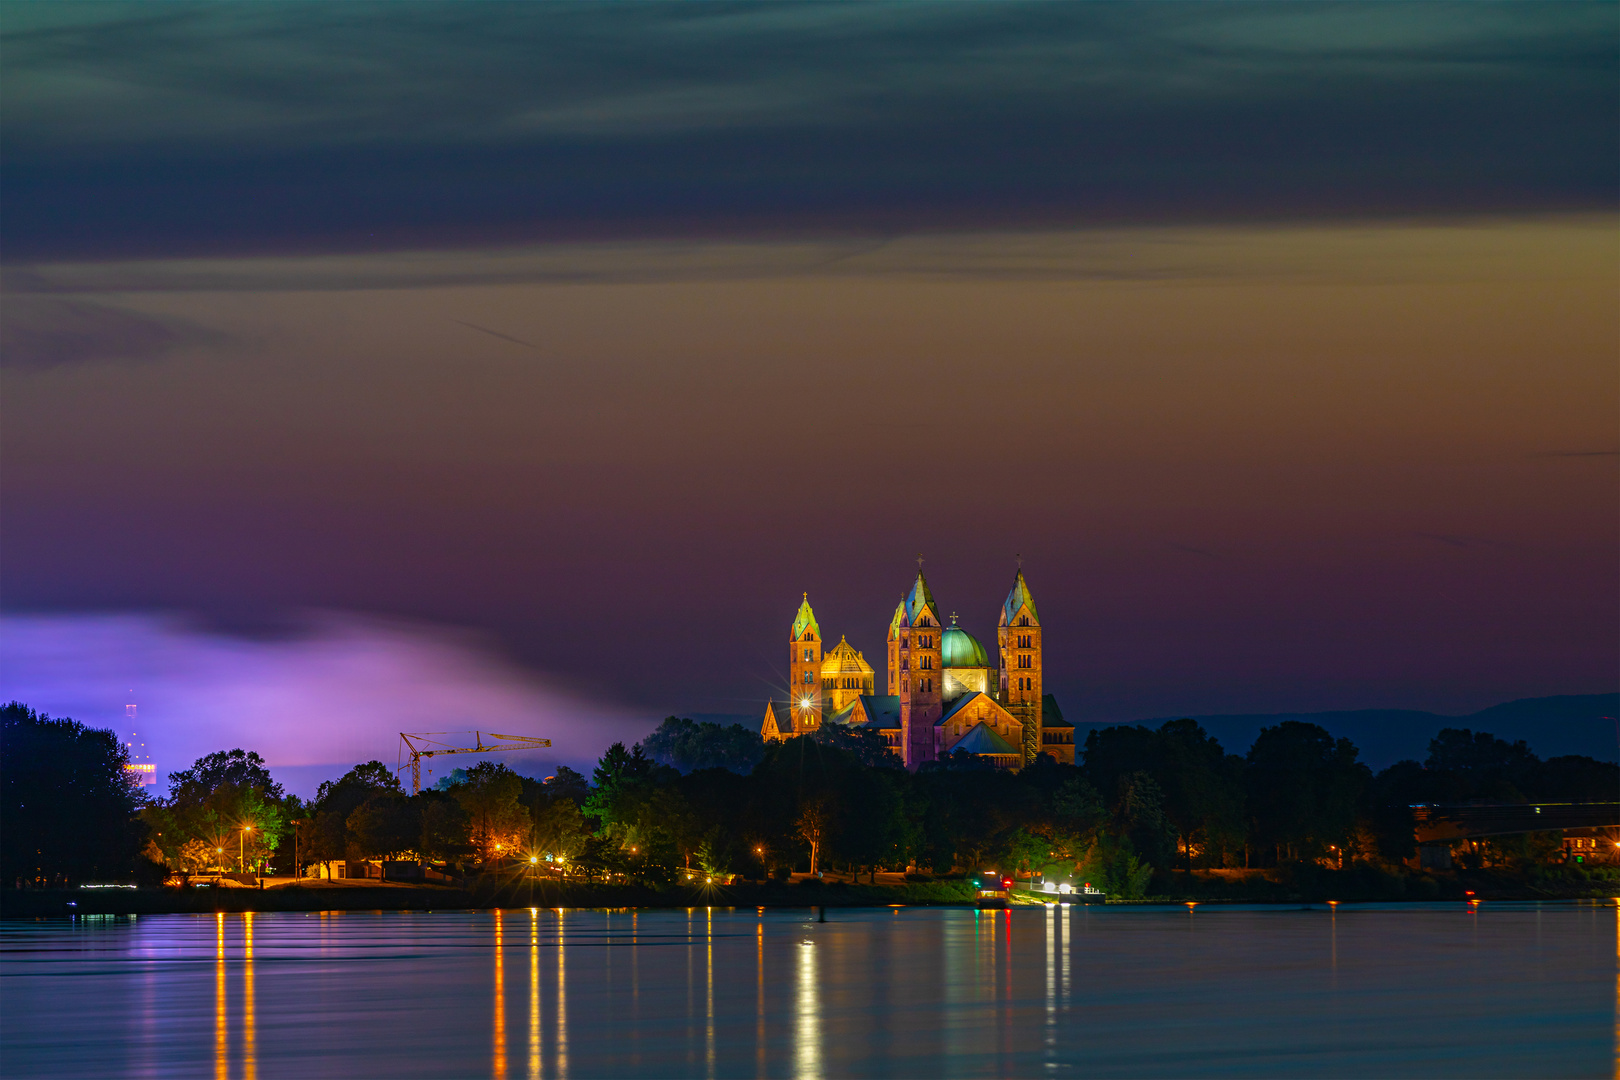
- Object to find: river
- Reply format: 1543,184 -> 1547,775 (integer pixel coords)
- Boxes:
2,902 -> 1614,1077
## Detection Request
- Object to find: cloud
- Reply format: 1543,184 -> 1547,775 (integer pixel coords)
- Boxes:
0,295 -> 223,369
1,3 -> 1612,259
7,215 -> 1612,294
0,610 -> 653,797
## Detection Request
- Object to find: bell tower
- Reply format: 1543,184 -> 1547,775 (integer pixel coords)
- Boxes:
997,566 -> 1042,765
898,563 -> 944,770
789,594 -> 823,732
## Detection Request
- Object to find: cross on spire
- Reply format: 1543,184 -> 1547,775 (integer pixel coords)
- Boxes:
916,553 -> 925,572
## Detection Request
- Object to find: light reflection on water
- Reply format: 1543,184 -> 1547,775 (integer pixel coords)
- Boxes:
2,903 -> 1615,1078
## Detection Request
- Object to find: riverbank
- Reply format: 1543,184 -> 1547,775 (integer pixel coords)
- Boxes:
6,863 -> 1617,917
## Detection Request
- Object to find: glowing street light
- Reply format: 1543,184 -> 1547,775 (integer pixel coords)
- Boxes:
240,825 -> 253,875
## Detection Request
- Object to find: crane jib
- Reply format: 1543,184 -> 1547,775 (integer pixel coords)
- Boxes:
396,731 -> 553,793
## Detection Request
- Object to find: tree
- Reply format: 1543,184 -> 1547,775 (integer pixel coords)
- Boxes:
639,717 -> 767,774
810,722 -> 899,770
1426,729 -> 1538,774
797,798 -> 830,875
346,794 -> 419,860
307,761 -> 402,865
546,765 -> 591,806
1246,722 -> 1369,864
169,749 -> 285,804
1,702 -> 147,886
418,792 -> 472,863
143,746 -> 288,875
1114,772 -> 1177,871
451,762 -> 528,861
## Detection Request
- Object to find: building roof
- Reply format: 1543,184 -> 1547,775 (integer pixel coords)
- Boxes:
905,570 -> 939,626
1042,694 -> 1072,729
792,594 -> 819,641
856,694 -> 902,729
763,698 -> 819,737
952,722 -> 1021,757
821,635 -> 873,678
1000,570 -> 1039,627
887,599 -> 906,639
939,690 -> 996,725
941,617 -> 989,668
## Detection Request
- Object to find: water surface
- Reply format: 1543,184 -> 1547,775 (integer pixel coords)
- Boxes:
2,902 -> 1614,1077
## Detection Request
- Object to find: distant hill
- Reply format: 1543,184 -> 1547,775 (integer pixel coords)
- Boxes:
1129,694 -> 1620,770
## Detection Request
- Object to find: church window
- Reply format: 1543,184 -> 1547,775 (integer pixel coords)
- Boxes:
921,656 -> 932,670
803,648 -> 813,662
803,671 -> 813,685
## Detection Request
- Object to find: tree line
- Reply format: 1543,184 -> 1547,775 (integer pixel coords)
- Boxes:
4,699 -> 1615,894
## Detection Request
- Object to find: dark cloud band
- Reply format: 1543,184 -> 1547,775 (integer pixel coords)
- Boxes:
2,2 -> 1614,260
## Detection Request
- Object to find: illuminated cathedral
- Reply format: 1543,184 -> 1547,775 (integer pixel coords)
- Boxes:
761,567 -> 1075,770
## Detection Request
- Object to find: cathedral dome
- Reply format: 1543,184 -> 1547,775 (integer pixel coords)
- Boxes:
941,623 -> 989,668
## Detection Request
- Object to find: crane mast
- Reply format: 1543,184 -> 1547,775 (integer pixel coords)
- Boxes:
397,731 -> 552,793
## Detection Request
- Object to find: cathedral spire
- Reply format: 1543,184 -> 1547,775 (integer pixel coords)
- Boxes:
1000,568 -> 1039,627
792,592 -> 819,641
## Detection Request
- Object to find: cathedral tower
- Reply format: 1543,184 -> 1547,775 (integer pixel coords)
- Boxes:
789,594 -> 823,732
997,568 -> 1042,765
886,599 -> 905,695
898,568 -> 944,770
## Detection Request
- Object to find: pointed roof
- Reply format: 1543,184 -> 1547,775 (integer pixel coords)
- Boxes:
951,722 -> 1020,757
791,593 -> 819,640
1000,569 -> 1039,627
821,635 -> 874,677
888,598 -> 907,636
906,571 -> 939,625
938,690 -> 1019,726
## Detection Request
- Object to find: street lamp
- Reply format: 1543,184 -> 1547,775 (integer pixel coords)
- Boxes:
290,819 -> 307,881
241,825 -> 253,875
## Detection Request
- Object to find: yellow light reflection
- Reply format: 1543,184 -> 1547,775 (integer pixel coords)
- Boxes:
494,909 -> 507,1079
795,938 -> 821,1079
215,913 -> 227,1080
556,909 -> 569,1079
529,908 -> 541,1080
1612,900 -> 1618,1080
756,922 -> 767,1077
243,913 -> 257,1080
706,908 -> 716,1078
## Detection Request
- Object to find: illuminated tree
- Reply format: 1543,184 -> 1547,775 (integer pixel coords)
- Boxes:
796,798 -> 830,875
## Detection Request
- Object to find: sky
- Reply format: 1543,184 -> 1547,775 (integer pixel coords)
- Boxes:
2,2 -> 1616,794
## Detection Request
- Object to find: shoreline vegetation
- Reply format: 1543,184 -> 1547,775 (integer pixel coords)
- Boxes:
5,700 -> 1618,919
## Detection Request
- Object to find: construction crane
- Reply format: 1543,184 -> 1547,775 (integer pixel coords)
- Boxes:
397,731 -> 552,794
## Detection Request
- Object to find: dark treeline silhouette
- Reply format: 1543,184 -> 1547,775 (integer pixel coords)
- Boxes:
4,700 -> 1616,894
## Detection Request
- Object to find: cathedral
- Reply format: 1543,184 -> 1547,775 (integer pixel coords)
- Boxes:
760,567 -> 1075,770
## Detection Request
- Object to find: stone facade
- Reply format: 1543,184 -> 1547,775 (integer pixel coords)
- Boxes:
762,567 -> 1075,769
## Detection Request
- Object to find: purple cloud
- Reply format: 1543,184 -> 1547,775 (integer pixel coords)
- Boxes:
0,610 -> 651,798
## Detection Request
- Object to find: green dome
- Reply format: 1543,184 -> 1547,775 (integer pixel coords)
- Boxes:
941,624 -> 989,668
